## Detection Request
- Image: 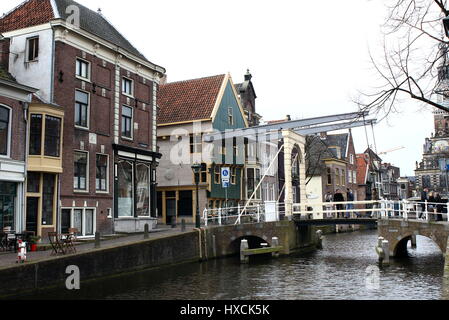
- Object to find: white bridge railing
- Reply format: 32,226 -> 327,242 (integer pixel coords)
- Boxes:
202,199 -> 449,226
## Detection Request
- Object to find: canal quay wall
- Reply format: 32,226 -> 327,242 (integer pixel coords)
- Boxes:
0,221 -> 320,297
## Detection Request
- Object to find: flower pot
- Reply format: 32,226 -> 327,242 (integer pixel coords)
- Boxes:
31,244 -> 37,252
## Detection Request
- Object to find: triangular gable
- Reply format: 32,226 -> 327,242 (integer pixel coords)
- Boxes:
211,73 -> 249,130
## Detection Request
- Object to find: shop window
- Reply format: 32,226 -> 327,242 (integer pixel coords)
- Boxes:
118,160 -> 134,217
0,106 -> 10,156
136,163 -> 150,217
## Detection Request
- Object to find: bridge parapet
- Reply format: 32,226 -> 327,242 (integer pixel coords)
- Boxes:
378,219 -> 449,257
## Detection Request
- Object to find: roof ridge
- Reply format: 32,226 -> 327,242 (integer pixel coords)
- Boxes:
162,74 -> 226,86
1,0 -> 33,19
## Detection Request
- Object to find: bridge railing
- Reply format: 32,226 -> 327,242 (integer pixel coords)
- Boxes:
202,204 -> 264,227
294,199 -> 449,222
202,199 -> 449,227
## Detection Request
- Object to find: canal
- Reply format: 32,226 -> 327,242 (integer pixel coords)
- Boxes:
16,230 -> 446,300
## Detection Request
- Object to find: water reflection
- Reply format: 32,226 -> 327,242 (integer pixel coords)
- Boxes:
15,230 -> 445,300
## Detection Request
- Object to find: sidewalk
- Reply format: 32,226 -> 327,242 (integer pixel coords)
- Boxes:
0,226 -> 195,269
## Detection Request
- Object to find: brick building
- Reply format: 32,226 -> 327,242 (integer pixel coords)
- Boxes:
0,0 -> 165,237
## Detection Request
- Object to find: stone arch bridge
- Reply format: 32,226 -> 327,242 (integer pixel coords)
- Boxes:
378,219 -> 449,257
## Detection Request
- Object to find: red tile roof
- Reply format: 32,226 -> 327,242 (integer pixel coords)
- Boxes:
157,74 -> 225,125
0,0 -> 54,33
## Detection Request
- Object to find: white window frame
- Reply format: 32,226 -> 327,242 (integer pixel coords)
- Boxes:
26,36 -> 39,62
95,153 -> 109,194
74,89 -> 90,130
76,58 -> 91,81
117,159 -> 135,218
228,107 -> 234,125
0,104 -> 12,159
121,105 -> 134,140
74,150 -> 89,193
122,77 -> 134,97
61,207 -> 96,238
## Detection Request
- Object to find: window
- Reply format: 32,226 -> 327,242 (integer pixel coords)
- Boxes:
27,172 -> 40,193
27,37 -> 39,62
190,135 -> 202,154
228,107 -> 234,125
231,167 -> 237,185
214,166 -> 220,184
121,106 -> 133,139
29,114 -> 62,157
96,154 -> 108,192
350,154 -> 355,165
29,114 -> 42,155
76,58 -> 90,80
342,170 -> 346,186
74,151 -> 88,191
200,163 -> 207,183
0,106 -> 10,156
75,90 -> 89,128
118,160 -> 134,217
256,169 -> 261,200
62,208 -> 95,237
44,116 -> 61,157
136,163 -> 150,217
122,78 -> 133,96
335,169 -> 340,186
247,168 -> 255,199
327,168 -> 332,185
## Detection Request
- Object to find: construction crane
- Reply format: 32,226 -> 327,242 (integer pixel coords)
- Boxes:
378,146 -> 405,156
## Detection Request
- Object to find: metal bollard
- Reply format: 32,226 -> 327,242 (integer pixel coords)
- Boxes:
381,240 -> 390,265
272,237 -> 280,258
144,224 -> 149,239
95,232 -> 101,249
181,219 -> 186,232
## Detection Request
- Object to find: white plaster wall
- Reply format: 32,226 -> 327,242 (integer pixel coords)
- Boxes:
8,28 -> 54,102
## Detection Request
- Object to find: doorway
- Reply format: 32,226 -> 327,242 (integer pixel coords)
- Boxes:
26,197 -> 39,234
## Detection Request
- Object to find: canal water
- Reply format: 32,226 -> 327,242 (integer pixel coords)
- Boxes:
18,230 -> 447,300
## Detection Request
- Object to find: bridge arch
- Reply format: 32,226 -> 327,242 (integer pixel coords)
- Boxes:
229,235 -> 272,254
391,233 -> 447,257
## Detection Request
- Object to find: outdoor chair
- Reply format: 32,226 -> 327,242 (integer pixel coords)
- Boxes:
48,232 -> 66,256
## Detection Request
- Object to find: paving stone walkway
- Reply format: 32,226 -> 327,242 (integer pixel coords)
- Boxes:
0,226 -> 195,269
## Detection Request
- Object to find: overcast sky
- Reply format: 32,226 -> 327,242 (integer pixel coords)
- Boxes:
1,0 -> 436,176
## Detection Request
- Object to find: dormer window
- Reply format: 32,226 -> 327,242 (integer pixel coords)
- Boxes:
26,37 -> 39,62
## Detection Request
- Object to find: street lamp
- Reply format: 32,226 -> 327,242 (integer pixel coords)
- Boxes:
191,163 -> 202,228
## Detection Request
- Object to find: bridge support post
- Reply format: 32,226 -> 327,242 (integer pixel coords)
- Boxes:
240,239 -> 249,264
381,240 -> 390,265
411,235 -> 417,249
272,237 -> 280,258
316,230 -> 323,249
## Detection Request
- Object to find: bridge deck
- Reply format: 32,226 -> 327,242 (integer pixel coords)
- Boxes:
293,217 -> 378,226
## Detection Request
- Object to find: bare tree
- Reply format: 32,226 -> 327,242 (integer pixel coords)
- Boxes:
359,0 -> 449,117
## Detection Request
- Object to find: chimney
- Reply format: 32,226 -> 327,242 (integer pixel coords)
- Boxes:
244,69 -> 252,81
320,132 -> 327,140
0,36 -> 10,70
286,115 -> 291,121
